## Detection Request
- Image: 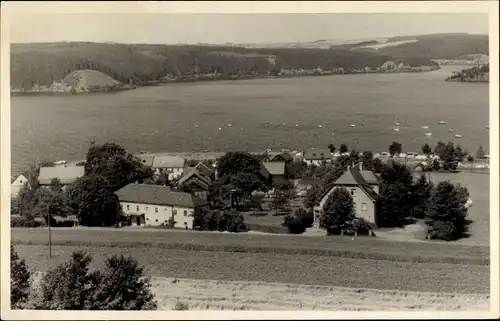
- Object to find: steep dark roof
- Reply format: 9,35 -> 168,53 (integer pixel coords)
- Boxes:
115,183 -> 208,208
360,170 -> 380,185
349,167 -> 378,201
318,165 -> 378,203
194,162 -> 214,177
178,168 -> 212,188
271,153 -> 294,162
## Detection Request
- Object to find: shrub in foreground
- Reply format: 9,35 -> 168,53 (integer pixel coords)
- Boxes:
33,250 -> 157,310
11,245 -> 31,308
282,208 -> 314,234
88,254 -> 157,310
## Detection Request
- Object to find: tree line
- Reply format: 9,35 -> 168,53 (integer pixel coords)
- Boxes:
11,42 -> 432,89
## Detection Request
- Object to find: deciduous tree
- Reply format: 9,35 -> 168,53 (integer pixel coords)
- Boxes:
389,141 -> 402,157
321,187 -> 356,232
425,181 -> 469,241
421,143 -> 432,155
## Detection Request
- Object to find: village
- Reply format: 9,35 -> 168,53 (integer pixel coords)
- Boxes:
10,141 -> 488,241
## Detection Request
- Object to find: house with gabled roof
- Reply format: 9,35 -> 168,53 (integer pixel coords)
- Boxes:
313,162 -> 380,227
115,183 -> 209,228
303,148 -> 333,166
177,168 -> 212,200
11,171 -> 31,198
262,161 -> 287,182
194,161 -> 215,178
151,155 -> 186,180
271,152 -> 294,163
38,165 -> 85,187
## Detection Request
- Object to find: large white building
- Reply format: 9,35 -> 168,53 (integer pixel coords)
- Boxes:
115,183 -> 209,228
303,148 -> 333,166
134,154 -> 186,180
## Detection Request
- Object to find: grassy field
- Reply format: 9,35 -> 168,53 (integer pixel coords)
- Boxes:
16,245 -> 490,294
25,272 -> 489,311
11,227 -> 489,265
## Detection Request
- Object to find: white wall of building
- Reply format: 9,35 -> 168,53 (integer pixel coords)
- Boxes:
11,175 -> 28,198
154,167 -> 184,180
120,201 -> 194,228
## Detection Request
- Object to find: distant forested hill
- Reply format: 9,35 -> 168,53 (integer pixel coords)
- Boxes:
10,33 -> 487,90
10,42 -> 394,89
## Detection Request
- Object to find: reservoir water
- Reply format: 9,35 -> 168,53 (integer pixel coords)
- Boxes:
11,66 -> 489,175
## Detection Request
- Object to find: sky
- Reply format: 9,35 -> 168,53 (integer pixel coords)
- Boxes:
10,13 -> 488,44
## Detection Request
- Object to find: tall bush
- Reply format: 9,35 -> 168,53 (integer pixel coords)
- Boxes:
88,255 -> 157,310
425,181 -> 469,241
33,250 -> 157,310
11,245 -> 31,308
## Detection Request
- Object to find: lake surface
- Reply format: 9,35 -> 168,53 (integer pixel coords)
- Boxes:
11,66 -> 489,175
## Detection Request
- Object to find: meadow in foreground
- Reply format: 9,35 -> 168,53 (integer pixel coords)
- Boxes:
11,227 -> 489,265
15,244 -> 489,294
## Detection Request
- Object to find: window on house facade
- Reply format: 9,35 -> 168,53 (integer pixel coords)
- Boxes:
173,209 -> 177,216
126,205 -> 130,210
155,219 -> 159,222
155,208 -> 158,213
136,205 -> 140,211
350,189 -> 355,196
184,210 -> 187,217
145,206 -> 148,212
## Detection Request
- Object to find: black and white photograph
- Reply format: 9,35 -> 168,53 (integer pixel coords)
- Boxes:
1,1 -> 498,318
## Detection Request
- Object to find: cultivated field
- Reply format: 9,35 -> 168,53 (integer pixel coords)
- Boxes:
26,272 -> 489,311
14,244 -> 489,294
11,227 -> 489,265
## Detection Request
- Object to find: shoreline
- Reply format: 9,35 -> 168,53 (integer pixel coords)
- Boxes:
10,68 -> 439,97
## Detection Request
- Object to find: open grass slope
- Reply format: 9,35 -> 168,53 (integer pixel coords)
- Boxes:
11,227 -> 489,265
25,271 -> 489,311
16,245 -> 490,294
